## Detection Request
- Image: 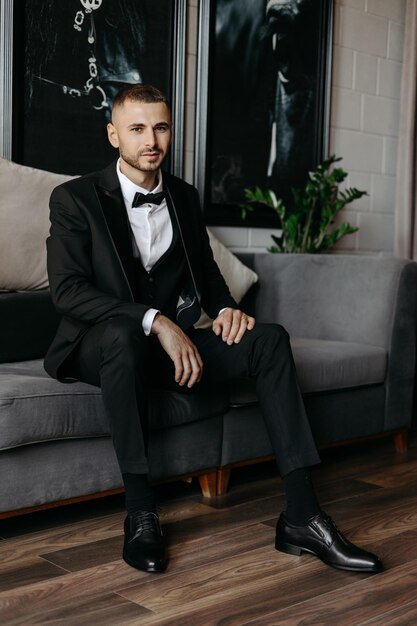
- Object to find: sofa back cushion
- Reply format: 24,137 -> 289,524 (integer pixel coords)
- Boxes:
254,254 -> 412,348
0,158 -> 74,291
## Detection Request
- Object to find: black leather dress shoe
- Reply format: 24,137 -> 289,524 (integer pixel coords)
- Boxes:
276,512 -> 383,573
123,511 -> 167,573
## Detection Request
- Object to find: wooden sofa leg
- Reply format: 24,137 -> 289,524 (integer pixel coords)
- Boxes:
198,471 -> 218,498
394,430 -> 408,455
217,468 -> 231,496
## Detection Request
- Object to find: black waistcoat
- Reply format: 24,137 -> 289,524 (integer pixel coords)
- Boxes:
130,202 -> 187,322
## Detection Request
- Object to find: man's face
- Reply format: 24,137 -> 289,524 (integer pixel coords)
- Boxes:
107,100 -> 172,174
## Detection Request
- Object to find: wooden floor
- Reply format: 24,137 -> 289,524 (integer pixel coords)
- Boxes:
2,432 -> 417,626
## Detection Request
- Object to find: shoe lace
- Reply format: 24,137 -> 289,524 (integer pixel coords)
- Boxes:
320,514 -> 340,538
132,511 -> 162,536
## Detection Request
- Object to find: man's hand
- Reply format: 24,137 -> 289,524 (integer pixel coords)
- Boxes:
212,308 -> 255,345
151,314 -> 203,388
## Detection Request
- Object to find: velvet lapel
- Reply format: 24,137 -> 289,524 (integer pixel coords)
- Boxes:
164,175 -> 202,328
163,174 -> 198,272
94,162 -> 137,297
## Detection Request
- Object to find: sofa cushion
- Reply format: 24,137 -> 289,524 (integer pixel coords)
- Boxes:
293,338 -> 387,392
0,158 -> 74,290
228,337 -> 387,405
0,360 -> 229,451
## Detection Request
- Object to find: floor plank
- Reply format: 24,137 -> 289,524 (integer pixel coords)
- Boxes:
359,596 -> 417,626
5,592 -> 152,626
360,457 -> 417,488
0,499 -> 212,568
238,562 -> 417,626
0,557 -> 68,593
0,561 -> 150,623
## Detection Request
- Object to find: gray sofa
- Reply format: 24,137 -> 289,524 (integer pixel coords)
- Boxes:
1,253 -> 416,517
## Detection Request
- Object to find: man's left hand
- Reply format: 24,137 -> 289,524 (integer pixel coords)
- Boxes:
212,309 -> 256,345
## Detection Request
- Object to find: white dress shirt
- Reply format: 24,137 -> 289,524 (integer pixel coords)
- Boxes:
116,159 -> 172,334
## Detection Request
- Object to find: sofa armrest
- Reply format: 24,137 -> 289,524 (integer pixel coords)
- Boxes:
384,260 -> 417,430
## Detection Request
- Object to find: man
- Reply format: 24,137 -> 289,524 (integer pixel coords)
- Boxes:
45,84 -> 382,575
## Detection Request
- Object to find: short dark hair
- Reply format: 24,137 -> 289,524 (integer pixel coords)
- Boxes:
112,84 -> 170,113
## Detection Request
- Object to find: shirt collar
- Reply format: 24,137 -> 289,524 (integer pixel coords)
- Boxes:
116,158 -> 163,208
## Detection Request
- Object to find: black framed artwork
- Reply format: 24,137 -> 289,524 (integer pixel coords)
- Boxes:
195,0 -> 334,227
9,0 -> 186,176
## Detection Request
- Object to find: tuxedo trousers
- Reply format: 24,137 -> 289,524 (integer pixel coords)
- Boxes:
66,316 -> 321,477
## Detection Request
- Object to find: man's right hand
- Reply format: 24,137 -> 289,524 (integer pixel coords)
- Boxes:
151,314 -> 203,388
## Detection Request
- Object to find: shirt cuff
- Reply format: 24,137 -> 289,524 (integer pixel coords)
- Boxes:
218,307 -> 232,317
142,308 -> 160,336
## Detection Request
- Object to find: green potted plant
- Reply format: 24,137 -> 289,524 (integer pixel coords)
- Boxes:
241,155 -> 365,253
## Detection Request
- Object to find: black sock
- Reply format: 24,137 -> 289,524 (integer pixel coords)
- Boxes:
282,467 -> 321,525
122,473 -> 156,515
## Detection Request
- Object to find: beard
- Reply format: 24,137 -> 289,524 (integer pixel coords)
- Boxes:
120,148 -> 166,172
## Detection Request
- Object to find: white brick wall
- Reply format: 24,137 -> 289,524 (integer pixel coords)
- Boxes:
330,0 -> 405,254
184,0 -> 406,254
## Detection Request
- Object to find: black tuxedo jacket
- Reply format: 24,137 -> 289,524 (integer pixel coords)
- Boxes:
44,161 -> 237,381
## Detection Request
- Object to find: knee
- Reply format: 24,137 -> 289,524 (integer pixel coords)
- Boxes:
252,324 -> 291,361
248,323 -> 291,373
100,316 -> 145,357
261,323 -> 290,346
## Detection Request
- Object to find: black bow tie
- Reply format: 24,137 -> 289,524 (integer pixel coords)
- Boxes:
132,191 -> 165,208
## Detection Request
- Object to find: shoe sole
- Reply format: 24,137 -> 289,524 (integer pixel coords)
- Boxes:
122,550 -> 167,574
275,539 -> 383,574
